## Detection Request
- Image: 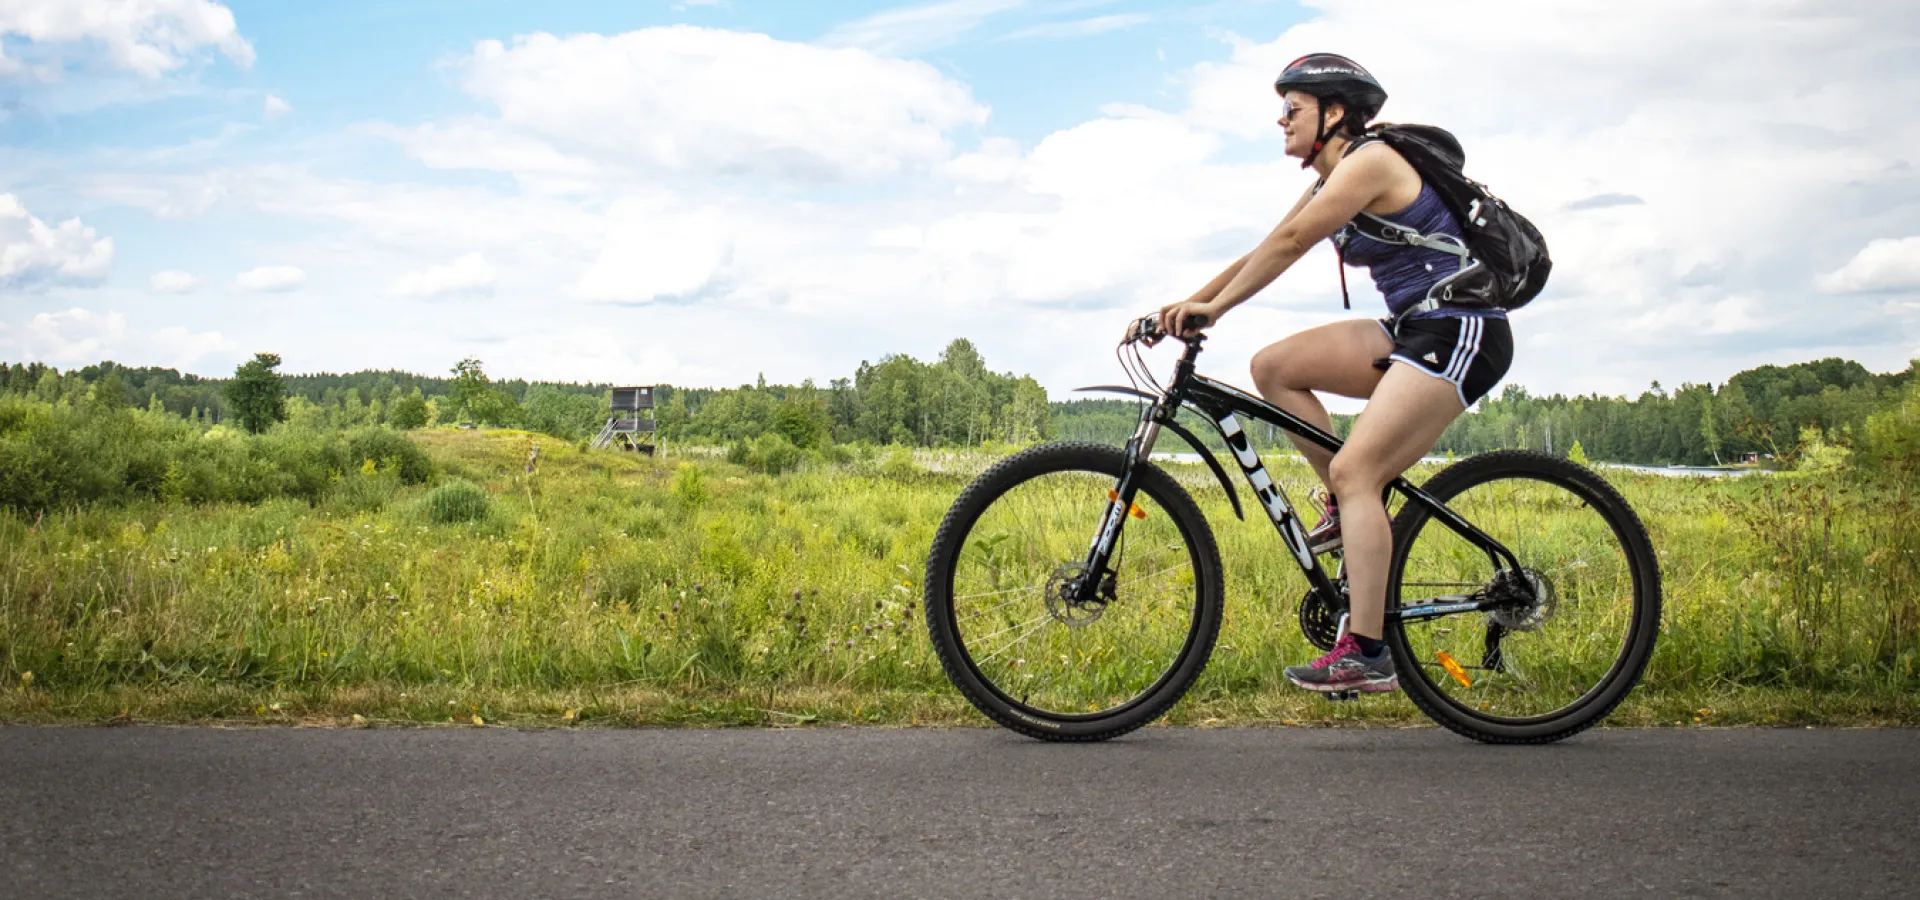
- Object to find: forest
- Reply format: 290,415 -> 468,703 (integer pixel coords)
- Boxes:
2,341 -> 1914,467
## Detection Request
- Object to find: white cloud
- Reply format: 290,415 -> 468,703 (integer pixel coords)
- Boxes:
0,192 -> 113,288
55,4 -> 1920,400
393,27 -> 988,184
0,0 -> 254,78
388,253 -> 495,298
263,93 -> 291,118
1158,0 -> 1920,396
234,265 -> 304,292
1819,237 -> 1920,294
0,307 -> 233,369
822,0 -> 1026,56
578,198 -> 731,303
149,269 -> 199,293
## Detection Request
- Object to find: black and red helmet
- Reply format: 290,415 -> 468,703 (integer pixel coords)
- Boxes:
1273,53 -> 1388,116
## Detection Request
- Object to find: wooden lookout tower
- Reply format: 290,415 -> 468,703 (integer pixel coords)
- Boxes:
591,386 -> 657,454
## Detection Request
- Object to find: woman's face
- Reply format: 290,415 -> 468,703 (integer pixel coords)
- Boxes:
1278,89 -> 1333,159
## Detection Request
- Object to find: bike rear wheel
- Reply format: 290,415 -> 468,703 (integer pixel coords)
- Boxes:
924,442 -> 1224,741
1386,450 -> 1662,744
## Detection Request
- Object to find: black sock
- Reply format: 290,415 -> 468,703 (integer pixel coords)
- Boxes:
1352,633 -> 1385,658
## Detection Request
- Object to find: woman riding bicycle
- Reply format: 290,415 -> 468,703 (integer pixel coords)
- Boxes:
1152,53 -> 1514,695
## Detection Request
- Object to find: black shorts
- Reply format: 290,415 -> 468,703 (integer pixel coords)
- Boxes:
1373,314 -> 1513,407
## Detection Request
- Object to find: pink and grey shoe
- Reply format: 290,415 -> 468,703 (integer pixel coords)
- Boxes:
1306,492 -> 1341,554
1284,634 -> 1398,693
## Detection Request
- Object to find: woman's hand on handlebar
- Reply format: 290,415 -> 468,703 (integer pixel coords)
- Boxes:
1148,301 -> 1219,346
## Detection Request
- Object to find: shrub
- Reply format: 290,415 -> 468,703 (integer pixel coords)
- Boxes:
344,426 -> 435,484
880,446 -> 919,481
425,478 -> 491,524
749,432 -> 800,476
671,463 -> 710,506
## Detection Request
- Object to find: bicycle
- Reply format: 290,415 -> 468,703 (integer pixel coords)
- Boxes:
922,314 -> 1662,744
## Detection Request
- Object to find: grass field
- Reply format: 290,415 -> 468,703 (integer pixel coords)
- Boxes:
3,428 -> 1915,729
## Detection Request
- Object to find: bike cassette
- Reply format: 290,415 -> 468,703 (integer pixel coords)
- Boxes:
1487,567 -> 1557,632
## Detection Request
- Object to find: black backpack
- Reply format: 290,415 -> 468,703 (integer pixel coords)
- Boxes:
1337,124 -> 1552,311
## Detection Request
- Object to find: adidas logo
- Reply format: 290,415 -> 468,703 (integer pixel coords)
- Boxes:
1422,351 -> 1440,364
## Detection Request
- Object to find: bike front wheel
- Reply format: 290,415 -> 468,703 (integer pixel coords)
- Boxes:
1386,450 -> 1663,744
924,442 -> 1225,741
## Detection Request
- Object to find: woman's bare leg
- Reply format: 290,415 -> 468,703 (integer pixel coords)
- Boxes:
1247,319 -> 1394,489
1328,362 -> 1468,640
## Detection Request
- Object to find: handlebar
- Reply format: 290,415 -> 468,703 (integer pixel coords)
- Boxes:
1127,313 -> 1211,345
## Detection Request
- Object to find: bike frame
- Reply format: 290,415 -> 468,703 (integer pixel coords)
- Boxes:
1081,333 -> 1524,624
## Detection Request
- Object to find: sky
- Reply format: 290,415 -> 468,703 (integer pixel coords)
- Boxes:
1,0 -> 1917,411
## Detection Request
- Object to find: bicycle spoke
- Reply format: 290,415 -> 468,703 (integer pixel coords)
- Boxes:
969,612 -> 1053,646
976,616 -> 1058,665
956,592 -> 1039,623
953,583 -> 1044,603
1114,562 -> 1188,593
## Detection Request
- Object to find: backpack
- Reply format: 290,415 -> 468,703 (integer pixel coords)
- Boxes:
1336,124 -> 1552,312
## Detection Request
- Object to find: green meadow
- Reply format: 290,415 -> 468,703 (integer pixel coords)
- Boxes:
3,425 -> 1916,729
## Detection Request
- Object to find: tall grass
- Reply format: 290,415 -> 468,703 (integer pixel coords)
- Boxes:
1,428 -> 1914,725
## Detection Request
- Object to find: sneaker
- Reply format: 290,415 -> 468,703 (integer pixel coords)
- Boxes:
1305,503 -> 1341,555
1284,634 -> 1398,693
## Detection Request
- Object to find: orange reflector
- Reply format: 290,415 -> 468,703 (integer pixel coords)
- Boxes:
1436,650 -> 1473,689
1106,490 -> 1147,520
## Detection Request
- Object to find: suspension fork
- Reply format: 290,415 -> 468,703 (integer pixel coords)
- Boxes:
1075,396 -> 1170,604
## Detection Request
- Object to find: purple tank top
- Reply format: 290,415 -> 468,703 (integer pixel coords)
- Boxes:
1337,184 -> 1504,321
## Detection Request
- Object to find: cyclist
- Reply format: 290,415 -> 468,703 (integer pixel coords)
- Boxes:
1150,53 -> 1514,695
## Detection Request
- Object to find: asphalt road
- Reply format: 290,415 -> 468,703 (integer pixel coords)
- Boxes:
3,725 -> 1917,899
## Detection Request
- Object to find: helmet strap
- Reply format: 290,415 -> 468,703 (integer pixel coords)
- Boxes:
1299,100 -> 1346,170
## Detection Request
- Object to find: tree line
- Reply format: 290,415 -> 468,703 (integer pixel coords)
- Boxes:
4,349 -> 1913,467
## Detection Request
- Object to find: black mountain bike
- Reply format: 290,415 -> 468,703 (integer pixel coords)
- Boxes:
923,315 -> 1661,744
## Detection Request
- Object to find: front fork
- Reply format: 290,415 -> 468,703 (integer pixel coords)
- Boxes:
1074,401 -> 1167,605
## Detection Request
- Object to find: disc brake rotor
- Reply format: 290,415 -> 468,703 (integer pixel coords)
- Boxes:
1045,562 -> 1108,629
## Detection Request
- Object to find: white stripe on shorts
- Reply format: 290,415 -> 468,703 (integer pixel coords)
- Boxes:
1445,316 -> 1482,383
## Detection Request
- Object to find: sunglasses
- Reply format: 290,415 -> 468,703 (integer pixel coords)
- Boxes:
1278,98 -> 1318,124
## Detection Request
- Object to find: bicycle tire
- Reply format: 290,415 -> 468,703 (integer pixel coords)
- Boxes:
1385,450 -> 1662,744
924,441 -> 1225,741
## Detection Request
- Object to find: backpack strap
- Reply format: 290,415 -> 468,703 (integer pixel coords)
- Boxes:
1348,213 -> 1472,258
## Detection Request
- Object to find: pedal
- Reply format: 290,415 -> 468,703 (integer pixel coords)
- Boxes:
1324,690 -> 1361,702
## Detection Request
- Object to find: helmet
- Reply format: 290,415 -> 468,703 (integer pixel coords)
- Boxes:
1273,53 -> 1387,168
1273,53 -> 1388,118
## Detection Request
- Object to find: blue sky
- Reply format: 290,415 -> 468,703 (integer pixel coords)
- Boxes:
2,0 -> 1917,407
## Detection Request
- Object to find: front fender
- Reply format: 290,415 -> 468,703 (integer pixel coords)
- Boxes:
1072,386 -> 1244,521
